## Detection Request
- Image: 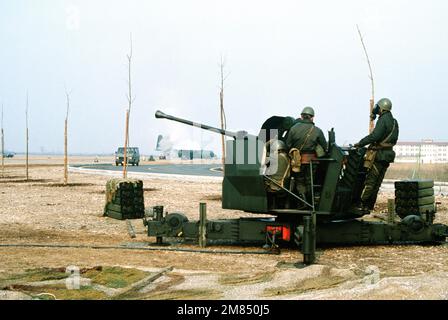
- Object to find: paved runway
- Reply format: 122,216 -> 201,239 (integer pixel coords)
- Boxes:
73,163 -> 223,177
72,163 -> 448,195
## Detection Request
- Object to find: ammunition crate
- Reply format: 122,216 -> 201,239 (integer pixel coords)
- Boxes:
394,180 -> 435,219
104,178 -> 145,220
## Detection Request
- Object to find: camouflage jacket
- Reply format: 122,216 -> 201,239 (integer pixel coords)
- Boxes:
357,111 -> 399,163
285,119 -> 328,154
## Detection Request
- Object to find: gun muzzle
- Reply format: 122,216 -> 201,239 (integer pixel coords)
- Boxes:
155,110 -> 166,119
154,109 -> 253,139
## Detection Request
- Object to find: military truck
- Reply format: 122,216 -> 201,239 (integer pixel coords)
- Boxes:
115,147 -> 140,166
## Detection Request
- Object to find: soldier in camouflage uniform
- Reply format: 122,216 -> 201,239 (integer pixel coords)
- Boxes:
354,98 -> 399,210
264,139 -> 291,192
286,107 -> 328,206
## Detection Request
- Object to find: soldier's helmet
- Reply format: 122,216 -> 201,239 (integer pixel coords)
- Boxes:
376,98 -> 392,111
301,106 -> 315,117
269,140 -> 287,153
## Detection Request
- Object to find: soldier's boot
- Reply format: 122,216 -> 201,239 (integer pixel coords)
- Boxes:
351,202 -> 370,215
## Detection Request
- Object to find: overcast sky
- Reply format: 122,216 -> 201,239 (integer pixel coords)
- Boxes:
0,0 -> 447,154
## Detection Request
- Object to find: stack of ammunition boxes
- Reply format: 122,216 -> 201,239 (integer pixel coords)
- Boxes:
104,179 -> 145,220
395,180 -> 435,219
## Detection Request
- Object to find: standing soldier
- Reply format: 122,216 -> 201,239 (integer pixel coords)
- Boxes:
354,98 -> 399,211
286,106 -> 328,206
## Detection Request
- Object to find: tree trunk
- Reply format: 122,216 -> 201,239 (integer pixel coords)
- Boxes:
1,128 -> 4,178
1,104 -> 4,178
64,119 -> 68,185
356,25 -> 375,134
25,94 -> 29,181
219,59 -> 227,172
123,109 -> 129,178
220,90 -> 225,170
369,99 -> 375,134
26,127 -> 29,181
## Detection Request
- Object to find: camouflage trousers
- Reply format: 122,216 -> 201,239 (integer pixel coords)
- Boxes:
292,164 -> 317,207
361,161 -> 390,210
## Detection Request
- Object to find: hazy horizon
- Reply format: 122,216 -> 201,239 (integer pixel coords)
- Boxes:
1,0 -> 448,155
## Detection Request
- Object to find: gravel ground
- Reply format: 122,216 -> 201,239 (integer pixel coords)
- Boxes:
1,156 -> 448,300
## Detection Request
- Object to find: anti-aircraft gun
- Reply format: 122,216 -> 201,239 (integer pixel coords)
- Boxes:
145,111 -> 448,265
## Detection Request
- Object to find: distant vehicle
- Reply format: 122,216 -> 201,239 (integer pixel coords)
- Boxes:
115,147 -> 140,166
2,151 -> 15,158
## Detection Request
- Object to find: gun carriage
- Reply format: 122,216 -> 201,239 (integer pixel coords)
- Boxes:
144,110 -> 448,265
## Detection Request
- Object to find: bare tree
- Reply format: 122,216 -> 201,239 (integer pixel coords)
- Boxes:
1,102 -> 4,178
25,92 -> 29,181
356,24 -> 375,134
123,33 -> 135,178
123,109 -> 130,178
64,89 -> 71,185
219,56 -> 229,170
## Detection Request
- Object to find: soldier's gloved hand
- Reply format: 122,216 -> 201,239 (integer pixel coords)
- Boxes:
354,143 -> 361,149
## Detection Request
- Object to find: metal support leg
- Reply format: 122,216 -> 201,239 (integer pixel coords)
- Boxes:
303,216 -> 316,265
387,199 -> 395,224
304,162 -> 317,265
154,206 -> 164,245
199,203 -> 207,248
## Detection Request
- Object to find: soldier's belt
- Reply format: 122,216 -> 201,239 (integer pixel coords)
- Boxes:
300,153 -> 318,164
370,146 -> 393,151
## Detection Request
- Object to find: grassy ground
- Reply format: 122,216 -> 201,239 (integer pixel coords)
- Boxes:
386,163 -> 448,181
0,266 -> 153,300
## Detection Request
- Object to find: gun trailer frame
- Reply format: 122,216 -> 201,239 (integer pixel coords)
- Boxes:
144,202 -> 448,265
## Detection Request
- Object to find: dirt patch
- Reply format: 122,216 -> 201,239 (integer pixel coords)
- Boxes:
264,266 -> 347,297
0,266 -> 155,300
89,187 -> 158,195
0,178 -> 51,184
38,182 -> 97,187
152,273 -> 185,292
203,195 -> 222,201
2,164 -> 63,168
1,158 -> 448,300
8,284 -> 107,300
84,266 -> 150,289
141,289 -> 223,300
89,190 -> 106,195
386,163 -> 448,181
219,272 -> 274,286
0,175 -> 26,179
0,268 -> 68,288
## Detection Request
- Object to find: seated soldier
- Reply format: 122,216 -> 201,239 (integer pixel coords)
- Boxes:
285,106 -> 327,206
263,139 -> 291,193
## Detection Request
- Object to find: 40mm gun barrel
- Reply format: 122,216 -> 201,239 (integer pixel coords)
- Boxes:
155,110 -> 249,139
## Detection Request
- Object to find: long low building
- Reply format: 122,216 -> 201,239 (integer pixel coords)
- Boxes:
394,140 -> 448,163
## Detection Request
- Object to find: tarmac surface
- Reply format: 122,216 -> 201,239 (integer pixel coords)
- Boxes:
72,163 -> 448,195
72,163 -> 223,177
